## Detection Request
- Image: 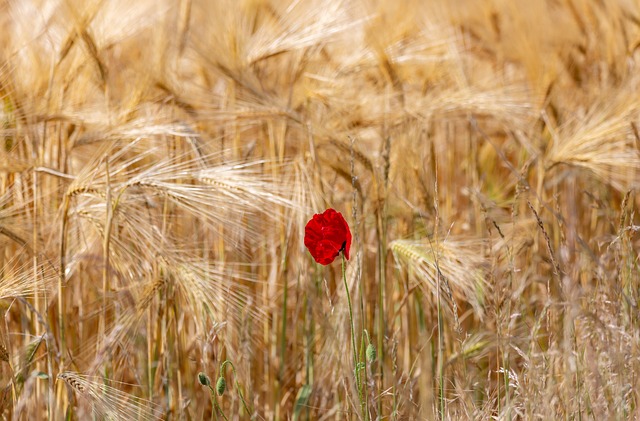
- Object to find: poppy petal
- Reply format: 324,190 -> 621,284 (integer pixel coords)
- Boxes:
304,208 -> 352,265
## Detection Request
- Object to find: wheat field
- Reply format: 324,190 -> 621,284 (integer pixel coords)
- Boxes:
0,0 -> 639,419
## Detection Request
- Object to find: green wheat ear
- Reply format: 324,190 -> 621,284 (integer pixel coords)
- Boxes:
366,343 -> 377,362
198,372 -> 211,387
216,377 -> 227,396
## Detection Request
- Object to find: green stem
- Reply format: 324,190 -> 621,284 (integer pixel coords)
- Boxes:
361,332 -> 369,421
209,386 -> 228,421
376,187 -> 388,420
217,403 -> 228,421
209,386 -> 220,421
342,255 -> 358,371
220,360 -> 252,417
342,254 -> 366,419
437,281 -> 444,421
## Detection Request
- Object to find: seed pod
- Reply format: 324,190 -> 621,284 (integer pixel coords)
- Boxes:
366,343 -> 377,362
216,377 -> 226,396
198,372 -> 210,386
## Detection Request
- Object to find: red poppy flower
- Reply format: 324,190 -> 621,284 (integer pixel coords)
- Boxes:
304,208 -> 352,265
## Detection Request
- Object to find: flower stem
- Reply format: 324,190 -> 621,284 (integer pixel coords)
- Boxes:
206,385 -> 226,421
220,360 -> 252,416
342,254 -> 366,419
342,254 -> 358,370
215,398 -> 229,421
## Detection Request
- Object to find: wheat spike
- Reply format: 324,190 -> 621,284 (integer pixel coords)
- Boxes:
58,371 -> 164,421
390,237 -> 489,318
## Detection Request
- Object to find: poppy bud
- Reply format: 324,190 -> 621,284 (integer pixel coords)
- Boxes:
198,372 -> 210,386
216,377 -> 226,395
366,344 -> 377,362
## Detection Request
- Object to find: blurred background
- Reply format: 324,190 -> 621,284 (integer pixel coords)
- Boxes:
0,0 -> 639,419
